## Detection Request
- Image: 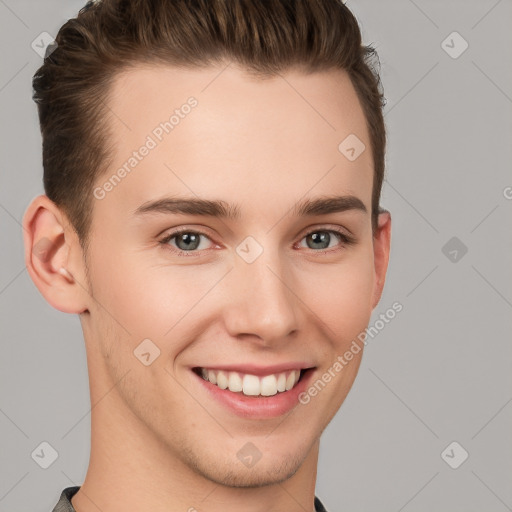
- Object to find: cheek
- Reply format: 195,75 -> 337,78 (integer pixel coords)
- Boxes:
88,246 -> 217,342
298,250 -> 375,342
85,244 -> 163,336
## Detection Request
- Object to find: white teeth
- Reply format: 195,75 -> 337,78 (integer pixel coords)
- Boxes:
260,374 -> 278,396
285,371 -> 298,391
276,373 -> 286,392
228,371 -> 243,392
216,370 -> 229,390
242,374 -> 260,396
207,369 -> 217,385
199,368 -> 302,397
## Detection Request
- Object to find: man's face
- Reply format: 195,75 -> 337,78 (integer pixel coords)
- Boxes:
80,63 -> 388,486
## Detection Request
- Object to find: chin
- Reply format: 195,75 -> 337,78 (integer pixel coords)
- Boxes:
178,439 -> 307,489
199,457 -> 302,489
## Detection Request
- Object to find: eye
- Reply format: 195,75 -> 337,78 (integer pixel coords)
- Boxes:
297,227 -> 356,253
159,228 -> 215,257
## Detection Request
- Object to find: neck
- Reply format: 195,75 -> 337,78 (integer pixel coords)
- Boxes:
71,358 -> 320,512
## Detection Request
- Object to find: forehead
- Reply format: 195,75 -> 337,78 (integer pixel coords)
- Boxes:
95,63 -> 373,223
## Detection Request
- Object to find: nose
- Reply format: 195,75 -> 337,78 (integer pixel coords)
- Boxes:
222,245 -> 299,346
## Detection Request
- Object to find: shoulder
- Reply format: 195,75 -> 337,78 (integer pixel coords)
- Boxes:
51,486 -> 80,512
314,495 -> 329,512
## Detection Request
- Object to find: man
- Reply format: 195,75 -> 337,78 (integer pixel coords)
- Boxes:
23,0 -> 391,510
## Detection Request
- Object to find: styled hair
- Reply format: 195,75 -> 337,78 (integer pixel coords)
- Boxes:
33,0 -> 386,251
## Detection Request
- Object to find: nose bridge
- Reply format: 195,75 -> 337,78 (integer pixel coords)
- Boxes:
223,241 -> 299,342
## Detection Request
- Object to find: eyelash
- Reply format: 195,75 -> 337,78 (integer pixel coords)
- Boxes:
158,226 -> 356,257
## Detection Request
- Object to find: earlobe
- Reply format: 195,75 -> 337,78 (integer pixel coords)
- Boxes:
371,209 -> 392,310
22,195 -> 89,314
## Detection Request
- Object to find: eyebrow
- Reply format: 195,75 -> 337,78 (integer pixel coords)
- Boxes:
133,194 -> 367,219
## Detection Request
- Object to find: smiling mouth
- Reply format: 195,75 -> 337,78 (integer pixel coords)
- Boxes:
192,367 -> 311,398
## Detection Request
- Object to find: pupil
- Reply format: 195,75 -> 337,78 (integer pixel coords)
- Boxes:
178,233 -> 199,250
309,232 -> 329,249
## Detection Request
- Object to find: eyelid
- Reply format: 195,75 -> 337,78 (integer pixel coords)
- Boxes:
158,226 -> 218,256
296,223 -> 355,241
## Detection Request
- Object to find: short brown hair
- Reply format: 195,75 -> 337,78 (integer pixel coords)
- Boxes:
33,0 -> 386,252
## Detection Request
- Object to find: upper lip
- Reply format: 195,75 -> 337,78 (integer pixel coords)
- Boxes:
193,363 -> 315,376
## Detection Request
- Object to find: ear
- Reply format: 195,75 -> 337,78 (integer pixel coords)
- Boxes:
22,195 -> 90,314
370,209 -> 392,310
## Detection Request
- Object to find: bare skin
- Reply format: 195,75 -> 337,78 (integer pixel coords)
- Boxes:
23,62 -> 391,512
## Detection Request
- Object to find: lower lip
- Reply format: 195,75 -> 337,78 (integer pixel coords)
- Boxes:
192,368 -> 316,419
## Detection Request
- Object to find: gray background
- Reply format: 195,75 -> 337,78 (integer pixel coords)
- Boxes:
1,1 -> 511,511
